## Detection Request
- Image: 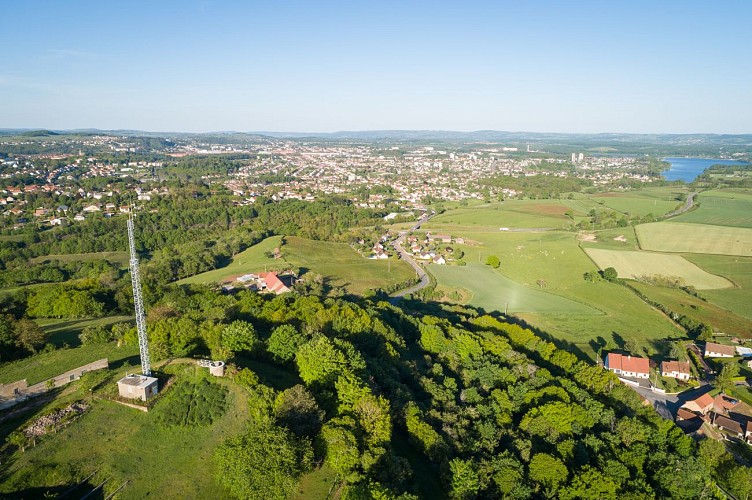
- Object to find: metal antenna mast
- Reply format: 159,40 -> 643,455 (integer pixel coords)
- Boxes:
127,212 -> 151,376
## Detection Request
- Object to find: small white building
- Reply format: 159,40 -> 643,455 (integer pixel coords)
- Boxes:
117,374 -> 159,401
705,342 -> 735,358
661,360 -> 691,381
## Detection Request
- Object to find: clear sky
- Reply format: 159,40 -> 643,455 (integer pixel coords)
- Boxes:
1,0 -> 750,133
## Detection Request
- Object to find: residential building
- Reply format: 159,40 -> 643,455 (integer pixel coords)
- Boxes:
704,342 -> 735,358
681,393 -> 714,415
604,353 -> 650,379
661,360 -> 691,381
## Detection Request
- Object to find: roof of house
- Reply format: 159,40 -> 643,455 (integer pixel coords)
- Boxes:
714,394 -> 739,413
661,360 -> 691,374
705,342 -> 736,356
677,408 -> 700,421
686,393 -> 715,410
607,353 -> 650,374
261,272 -> 290,294
714,414 -> 744,434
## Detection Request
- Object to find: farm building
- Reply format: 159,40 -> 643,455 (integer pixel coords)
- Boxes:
117,374 -> 159,401
604,353 -> 649,379
681,393 -> 715,415
661,360 -> 691,381
704,342 -> 735,358
259,271 -> 293,295
711,413 -> 744,439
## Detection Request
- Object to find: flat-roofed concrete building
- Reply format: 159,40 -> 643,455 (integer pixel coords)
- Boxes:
117,374 -> 159,401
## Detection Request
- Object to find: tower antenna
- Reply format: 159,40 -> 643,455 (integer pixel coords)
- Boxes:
127,208 -> 151,376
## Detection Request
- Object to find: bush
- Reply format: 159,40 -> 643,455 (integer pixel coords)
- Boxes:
155,379 -> 228,427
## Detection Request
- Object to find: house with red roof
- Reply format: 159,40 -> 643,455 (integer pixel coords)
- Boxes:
681,393 -> 714,415
259,272 -> 291,295
661,360 -> 691,381
704,342 -> 735,358
604,353 -> 650,379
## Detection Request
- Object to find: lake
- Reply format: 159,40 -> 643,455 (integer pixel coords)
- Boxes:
662,157 -> 749,182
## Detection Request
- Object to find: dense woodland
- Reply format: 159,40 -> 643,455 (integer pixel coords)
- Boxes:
73,286 -> 752,498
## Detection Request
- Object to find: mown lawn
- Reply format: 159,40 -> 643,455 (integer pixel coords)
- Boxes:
636,222 -> 752,256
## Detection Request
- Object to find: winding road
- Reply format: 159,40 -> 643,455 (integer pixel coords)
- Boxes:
390,213 -> 434,299
664,191 -> 697,218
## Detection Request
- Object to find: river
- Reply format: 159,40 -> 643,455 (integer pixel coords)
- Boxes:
662,157 -> 749,182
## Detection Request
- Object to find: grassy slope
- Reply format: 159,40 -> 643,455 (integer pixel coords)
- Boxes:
590,188 -> 685,217
636,222 -> 752,256
29,251 -> 129,267
179,235 -> 416,295
428,200 -> 572,231
673,189 -> 752,228
630,281 -> 752,337
0,365 -> 248,499
583,248 -> 733,289
682,254 -> 752,321
36,315 -> 134,348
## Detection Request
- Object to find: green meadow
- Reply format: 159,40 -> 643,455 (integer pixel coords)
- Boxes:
179,235 -> 415,295
672,189 -> 752,228
636,222 -> 752,256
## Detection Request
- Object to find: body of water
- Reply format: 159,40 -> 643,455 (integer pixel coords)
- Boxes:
661,157 -> 748,182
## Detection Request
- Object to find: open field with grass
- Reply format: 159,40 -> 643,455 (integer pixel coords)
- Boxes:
589,188 -> 685,217
0,364 -> 248,499
29,251 -> 129,267
429,263 -> 598,314
179,235 -> 415,295
578,227 -> 640,250
0,343 -> 139,385
636,222 -> 752,256
37,315 -> 134,347
422,226 -> 684,357
630,282 -> 752,337
428,200 -> 573,231
683,254 -> 752,321
673,189 -> 752,228
584,248 -> 733,289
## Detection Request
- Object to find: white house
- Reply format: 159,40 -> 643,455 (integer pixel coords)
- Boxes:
604,353 -> 650,379
705,342 -> 735,358
661,360 -> 691,381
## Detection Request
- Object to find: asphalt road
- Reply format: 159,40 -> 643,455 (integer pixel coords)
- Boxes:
390,214 -> 433,299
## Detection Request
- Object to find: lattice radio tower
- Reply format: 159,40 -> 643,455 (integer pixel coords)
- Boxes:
127,212 -> 151,376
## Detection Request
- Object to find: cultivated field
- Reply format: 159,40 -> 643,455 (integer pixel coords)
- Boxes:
636,222 -> 752,256
428,263 -> 598,314
673,189 -> 752,228
179,235 -> 415,295
683,254 -> 752,321
584,248 -> 733,289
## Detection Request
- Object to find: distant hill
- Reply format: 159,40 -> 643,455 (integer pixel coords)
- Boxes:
19,130 -> 59,137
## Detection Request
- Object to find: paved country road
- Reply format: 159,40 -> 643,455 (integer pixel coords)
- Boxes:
664,191 -> 697,218
390,214 -> 434,299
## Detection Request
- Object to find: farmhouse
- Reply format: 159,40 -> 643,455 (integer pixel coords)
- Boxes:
661,360 -> 691,381
432,255 -> 446,265
259,271 -> 292,295
434,234 -> 452,243
711,413 -> 744,439
681,393 -> 714,415
704,342 -> 735,358
604,353 -> 649,379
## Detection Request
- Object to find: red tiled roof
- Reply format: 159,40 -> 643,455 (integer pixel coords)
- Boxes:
691,393 -> 715,410
677,408 -> 700,421
662,360 -> 691,375
705,342 -> 736,356
607,353 -> 649,375
260,272 -> 290,294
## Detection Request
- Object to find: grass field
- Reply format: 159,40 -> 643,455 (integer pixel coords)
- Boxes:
636,222 -> 752,256
0,343 -> 139,385
578,227 -> 640,250
428,263 -> 598,314
37,315 -> 134,347
589,188 -> 685,217
683,254 -> 752,321
672,189 -> 752,228
179,235 -> 416,295
427,200 -> 573,231
584,248 -> 733,289
422,227 -> 684,356
0,364 -> 248,499
29,251 -> 129,267
630,282 -> 752,337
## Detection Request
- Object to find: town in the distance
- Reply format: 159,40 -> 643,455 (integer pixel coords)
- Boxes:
1,129 -> 752,498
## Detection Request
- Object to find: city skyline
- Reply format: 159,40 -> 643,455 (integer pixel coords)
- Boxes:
1,0 -> 751,134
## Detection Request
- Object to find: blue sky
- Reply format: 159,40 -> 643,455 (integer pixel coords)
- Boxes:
1,1 -> 750,133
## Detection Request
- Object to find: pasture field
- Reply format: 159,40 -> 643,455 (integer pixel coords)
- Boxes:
428,228 -> 683,356
673,189 -> 752,228
589,188 -> 684,217
179,235 -> 415,295
0,342 -> 139,385
578,227 -> 640,249
683,254 -> 752,321
29,251 -> 129,267
282,236 -> 415,294
636,222 -> 752,256
427,200 -> 573,231
630,282 -> 752,337
177,235 -> 284,284
0,364 -> 248,499
583,248 -> 733,289
428,263 -> 598,314
37,315 -> 134,347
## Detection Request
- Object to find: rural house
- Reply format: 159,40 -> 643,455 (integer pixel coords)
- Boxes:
604,353 -> 650,379
704,342 -> 735,358
661,360 -> 691,381
681,393 -> 714,415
